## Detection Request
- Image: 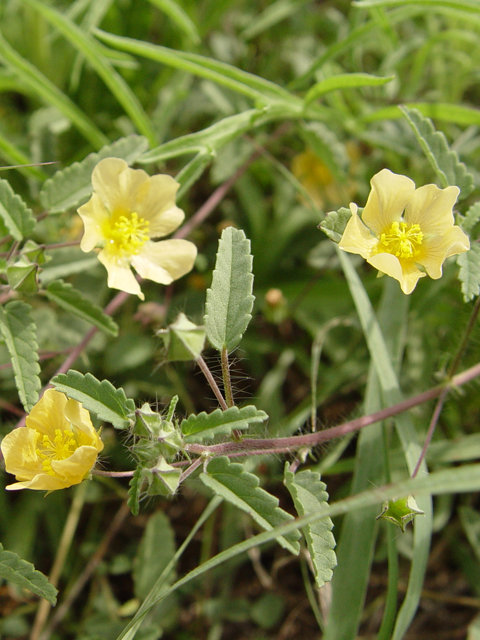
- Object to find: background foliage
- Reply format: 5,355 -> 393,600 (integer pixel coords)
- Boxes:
1,0 -> 480,639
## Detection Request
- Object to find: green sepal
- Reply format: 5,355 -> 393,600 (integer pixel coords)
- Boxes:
6,256 -> 39,293
133,402 -> 183,460
319,207 -> 353,243
376,495 -> 425,533
144,457 -> 182,496
22,240 -> 47,265
157,313 -> 206,361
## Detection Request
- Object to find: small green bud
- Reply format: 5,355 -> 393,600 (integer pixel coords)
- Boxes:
7,256 -> 39,293
145,457 -> 182,496
376,495 -> 425,532
158,313 -> 206,362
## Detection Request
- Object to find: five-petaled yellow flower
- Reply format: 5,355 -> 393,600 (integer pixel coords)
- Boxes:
1,389 -> 103,491
78,158 -> 197,300
338,169 -> 470,294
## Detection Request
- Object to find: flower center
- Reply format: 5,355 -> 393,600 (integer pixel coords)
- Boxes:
103,212 -> 150,257
376,221 -> 424,259
37,428 -> 78,476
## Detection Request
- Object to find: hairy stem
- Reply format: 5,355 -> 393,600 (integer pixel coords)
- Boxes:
221,347 -> 234,408
196,355 -> 228,410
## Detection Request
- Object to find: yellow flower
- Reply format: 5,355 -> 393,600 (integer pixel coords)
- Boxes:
78,158 -> 197,300
1,389 -> 103,491
338,169 -> 470,294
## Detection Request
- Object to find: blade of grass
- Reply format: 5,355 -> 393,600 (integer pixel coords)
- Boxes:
337,249 -> 433,640
0,30 -> 107,149
21,0 -> 157,147
93,28 -> 301,107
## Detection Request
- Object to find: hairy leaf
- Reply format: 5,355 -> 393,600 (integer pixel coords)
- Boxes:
461,201 -> 480,234
181,405 -> 268,442
52,370 -> 135,429
128,467 -> 144,516
400,106 -> 474,198
457,243 -> 480,301
319,207 -> 353,242
40,134 -> 149,213
0,178 -> 35,240
204,227 -> 255,351
285,464 -> 337,588
200,457 -> 300,555
0,543 -> 57,605
45,280 -> 118,336
0,301 -> 41,412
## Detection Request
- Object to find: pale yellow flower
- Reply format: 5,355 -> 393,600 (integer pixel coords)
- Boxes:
338,169 -> 470,294
1,389 -> 103,491
78,158 -> 197,300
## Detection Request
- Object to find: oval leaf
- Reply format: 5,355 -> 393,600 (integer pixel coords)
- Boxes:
0,301 -> 41,412
204,227 -> 255,352
181,405 -> 268,442
51,370 -> 135,429
0,179 -> 35,241
200,456 -> 300,555
0,543 -> 57,605
285,464 -> 337,588
45,280 -> 118,336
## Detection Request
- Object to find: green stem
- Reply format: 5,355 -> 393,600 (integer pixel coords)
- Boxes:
221,347 -> 234,408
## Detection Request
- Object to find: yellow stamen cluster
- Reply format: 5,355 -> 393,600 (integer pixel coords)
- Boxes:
377,221 -> 424,259
103,212 -> 150,257
38,428 -> 77,476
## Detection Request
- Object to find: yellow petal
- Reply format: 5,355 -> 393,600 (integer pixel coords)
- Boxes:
362,169 -> 415,236
404,184 -> 460,235
97,250 -> 144,299
91,158 -> 151,216
338,204 -> 377,258
1,428 -> 42,480
367,253 -> 425,294
134,174 -> 184,238
78,193 -> 110,252
131,239 -> 197,284
421,226 -> 470,279
51,445 -> 101,485
6,473 -> 74,491
26,388 -> 69,438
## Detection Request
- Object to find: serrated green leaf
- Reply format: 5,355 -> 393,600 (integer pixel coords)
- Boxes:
284,464 -> 336,588
45,280 -> 118,336
40,135 -> 149,213
305,73 -> 394,104
204,227 -> 255,352
6,257 -> 39,293
181,405 -> 268,443
51,370 -> 135,429
0,301 -> 40,412
461,201 -> 480,234
400,106 -> 474,198
200,457 -> 300,555
457,243 -> 480,301
128,467 -> 144,516
0,178 -> 35,240
0,543 -> 57,605
319,207 -> 353,242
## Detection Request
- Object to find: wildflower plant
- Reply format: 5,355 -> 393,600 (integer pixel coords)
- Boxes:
1,3 -> 480,639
